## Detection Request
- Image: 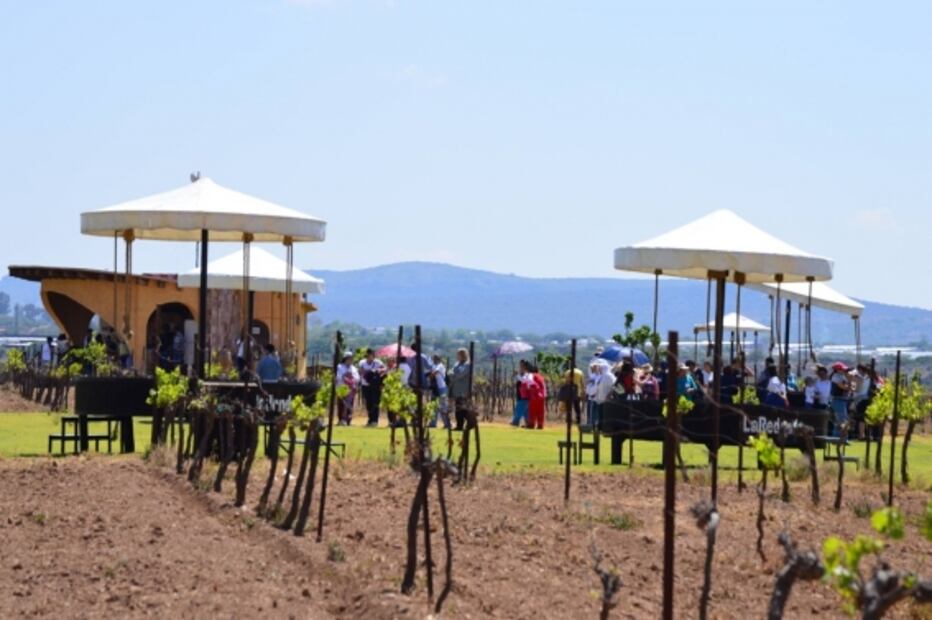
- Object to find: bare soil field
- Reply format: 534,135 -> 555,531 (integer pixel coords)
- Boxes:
0,454 -> 930,619
0,386 -> 44,413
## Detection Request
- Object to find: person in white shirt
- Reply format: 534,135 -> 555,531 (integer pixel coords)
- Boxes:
585,362 -> 600,426
813,366 -> 833,409
358,349 -> 387,427
591,365 -> 616,427
429,354 -> 450,429
40,337 -> 54,368
336,353 -> 360,426
762,365 -> 789,408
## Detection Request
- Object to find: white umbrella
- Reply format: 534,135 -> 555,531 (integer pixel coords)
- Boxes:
748,280 -> 865,365
177,247 -> 325,295
614,209 -> 833,501
693,312 -> 768,334
81,177 -> 325,242
748,281 -> 863,316
81,176 -> 326,377
693,312 -> 768,365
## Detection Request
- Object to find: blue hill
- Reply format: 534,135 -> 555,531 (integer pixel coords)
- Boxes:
311,262 -> 932,346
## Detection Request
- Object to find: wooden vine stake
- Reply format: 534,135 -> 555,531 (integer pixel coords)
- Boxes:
662,331 -> 679,620
315,330 -> 343,542
886,350 -> 901,507
399,325 -> 457,614
563,338 -> 576,503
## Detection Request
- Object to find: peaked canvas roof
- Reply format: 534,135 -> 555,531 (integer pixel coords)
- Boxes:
747,281 -> 863,317
177,247 -> 325,294
694,312 -> 768,334
81,177 -> 326,242
614,209 -> 833,283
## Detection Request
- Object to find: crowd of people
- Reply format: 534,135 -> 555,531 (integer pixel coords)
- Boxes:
333,344 -> 472,429
34,327 -> 134,373
502,346 -> 879,439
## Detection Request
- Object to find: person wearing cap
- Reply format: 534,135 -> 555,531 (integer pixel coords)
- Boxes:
829,362 -> 851,435
336,352 -> 360,426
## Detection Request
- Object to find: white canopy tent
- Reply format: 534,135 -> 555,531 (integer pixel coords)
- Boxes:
693,312 -> 768,334
81,177 -> 326,242
614,209 -> 833,501
747,281 -> 863,317
747,280 -> 865,367
614,209 -> 833,283
693,312 -> 768,365
81,176 -> 327,378
177,247 -> 325,295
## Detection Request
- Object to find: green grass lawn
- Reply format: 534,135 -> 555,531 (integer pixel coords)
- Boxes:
2,411 -> 930,486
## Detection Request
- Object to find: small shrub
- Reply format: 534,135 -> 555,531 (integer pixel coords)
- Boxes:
327,542 -> 346,562
29,511 -> 47,526
784,456 -> 810,483
597,511 -> 640,531
851,499 -> 874,519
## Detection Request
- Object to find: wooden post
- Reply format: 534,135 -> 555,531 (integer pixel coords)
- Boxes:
467,341 -> 475,402
196,229 -> 209,379
710,272 -> 726,503
492,355 -> 498,419
564,339 -> 576,504
662,331 -> 679,620
315,330 -> 342,542
887,350 -> 901,507
782,300 -> 791,382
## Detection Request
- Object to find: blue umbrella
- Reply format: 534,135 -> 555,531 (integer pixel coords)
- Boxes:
599,345 -> 650,366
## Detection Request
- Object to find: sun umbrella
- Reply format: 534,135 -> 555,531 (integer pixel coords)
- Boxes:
614,209 -> 833,501
81,176 -> 326,378
177,247 -> 325,294
599,345 -> 650,366
494,341 -> 534,357
81,173 -> 327,378
748,280 -> 865,365
374,343 -> 416,359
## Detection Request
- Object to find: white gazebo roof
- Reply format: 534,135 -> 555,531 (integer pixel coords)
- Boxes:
81,177 -> 326,242
747,281 -> 864,317
614,209 -> 833,283
694,312 -> 768,334
177,247 -> 325,295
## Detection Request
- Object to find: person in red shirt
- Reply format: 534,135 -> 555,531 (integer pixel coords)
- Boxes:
526,363 -> 548,429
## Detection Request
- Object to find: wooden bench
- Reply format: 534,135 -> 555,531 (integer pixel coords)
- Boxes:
557,439 -> 577,465
817,435 -> 859,471
577,424 -> 601,465
48,416 -> 117,455
257,419 -> 347,460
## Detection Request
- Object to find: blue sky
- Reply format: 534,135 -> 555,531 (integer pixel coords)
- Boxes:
1,1 -> 930,308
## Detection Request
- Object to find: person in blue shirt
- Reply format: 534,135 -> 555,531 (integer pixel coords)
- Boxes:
256,344 -> 283,383
676,364 -> 699,401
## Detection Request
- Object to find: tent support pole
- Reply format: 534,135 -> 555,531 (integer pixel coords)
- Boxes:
710,270 -> 727,504
197,229 -> 209,379
662,330 -> 679,620
783,299 -> 791,382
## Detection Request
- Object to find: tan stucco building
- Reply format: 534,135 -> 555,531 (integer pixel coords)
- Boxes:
8,266 -> 312,376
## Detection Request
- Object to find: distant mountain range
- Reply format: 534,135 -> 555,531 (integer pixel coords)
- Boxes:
4,262 -> 931,346
311,262 -> 932,346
